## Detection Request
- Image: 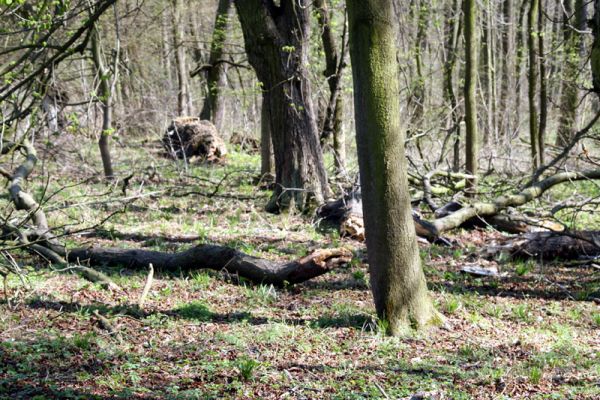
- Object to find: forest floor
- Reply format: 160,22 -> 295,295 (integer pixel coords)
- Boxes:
0,138 -> 599,399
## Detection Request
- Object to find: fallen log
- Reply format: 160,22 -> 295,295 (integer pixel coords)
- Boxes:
68,245 -> 352,287
319,168 -> 600,240
483,231 -> 600,261
431,169 -> 600,233
1,139 -> 352,287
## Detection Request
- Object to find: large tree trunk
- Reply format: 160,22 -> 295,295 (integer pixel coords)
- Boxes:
90,25 -> 115,180
464,0 -> 478,193
234,0 -> 329,213
347,0 -> 439,335
199,0 -> 233,132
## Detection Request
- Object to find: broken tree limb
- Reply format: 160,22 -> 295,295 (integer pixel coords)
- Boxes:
484,231 -> 600,261
67,245 -> 353,287
432,169 -> 600,233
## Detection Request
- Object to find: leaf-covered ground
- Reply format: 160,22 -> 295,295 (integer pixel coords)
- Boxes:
1,139 -> 599,399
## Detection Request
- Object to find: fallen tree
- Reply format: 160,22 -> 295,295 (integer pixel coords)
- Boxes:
431,169 -> 600,233
0,138 -> 351,287
67,246 -> 352,286
319,169 -> 600,240
484,231 -> 600,261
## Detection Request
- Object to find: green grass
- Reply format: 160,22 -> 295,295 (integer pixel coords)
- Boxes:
1,139 -> 599,399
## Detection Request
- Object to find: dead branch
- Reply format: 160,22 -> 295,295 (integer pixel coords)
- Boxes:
67,245 -> 352,287
484,231 -> 600,261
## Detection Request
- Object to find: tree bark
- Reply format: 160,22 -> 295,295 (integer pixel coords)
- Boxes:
199,0 -> 233,132
234,0 -> 329,213
90,25 -> 115,180
464,0 -> 479,192
347,0 -> 439,335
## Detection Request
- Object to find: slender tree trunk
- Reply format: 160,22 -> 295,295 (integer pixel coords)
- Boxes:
537,0 -> 547,165
161,10 -> 173,93
481,0 -> 496,145
408,0 -> 429,134
235,0 -> 329,213
499,0 -> 514,138
515,0 -> 528,133
557,0 -> 586,146
90,25 -> 114,180
464,0 -> 479,192
172,0 -> 191,116
260,94 -> 274,177
315,0 -> 347,175
199,0 -> 233,132
528,0 -> 540,170
443,0 -> 462,172
347,0 -> 439,335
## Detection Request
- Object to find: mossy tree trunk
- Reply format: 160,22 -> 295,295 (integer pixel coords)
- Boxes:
464,0 -> 478,192
199,0 -> 233,132
347,0 -> 439,335
234,0 -> 329,213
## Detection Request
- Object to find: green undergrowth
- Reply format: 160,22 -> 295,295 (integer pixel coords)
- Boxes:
0,137 -> 599,399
